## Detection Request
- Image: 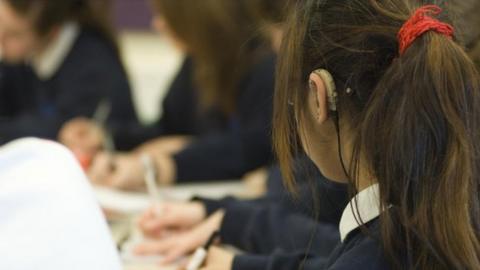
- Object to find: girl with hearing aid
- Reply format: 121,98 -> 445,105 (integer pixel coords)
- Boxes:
191,0 -> 480,269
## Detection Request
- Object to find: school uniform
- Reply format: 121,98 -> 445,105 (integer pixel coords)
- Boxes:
230,184 -> 392,270
112,54 -> 276,182
0,22 -> 137,146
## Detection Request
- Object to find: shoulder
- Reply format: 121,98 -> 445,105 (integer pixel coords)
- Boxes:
246,53 -> 277,83
239,53 -> 277,98
326,222 -> 391,270
62,28 -> 121,72
72,28 -> 117,58
57,28 -> 127,85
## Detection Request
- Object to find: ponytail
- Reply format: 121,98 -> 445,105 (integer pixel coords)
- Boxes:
363,23 -> 480,270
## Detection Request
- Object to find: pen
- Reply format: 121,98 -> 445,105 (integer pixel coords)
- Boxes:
93,99 -> 115,153
141,154 -> 162,216
75,99 -> 113,170
186,231 -> 220,270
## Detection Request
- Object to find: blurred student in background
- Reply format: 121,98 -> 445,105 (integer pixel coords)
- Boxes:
68,0 -> 276,189
0,0 -> 137,158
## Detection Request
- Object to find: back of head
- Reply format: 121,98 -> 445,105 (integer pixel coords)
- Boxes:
274,0 -> 480,269
152,0 -> 266,114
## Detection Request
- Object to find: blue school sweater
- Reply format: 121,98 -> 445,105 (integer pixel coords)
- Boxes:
231,184 -> 394,270
112,54 -> 276,182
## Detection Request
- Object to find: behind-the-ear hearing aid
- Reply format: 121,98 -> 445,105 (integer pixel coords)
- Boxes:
312,69 -> 338,112
313,69 -> 348,179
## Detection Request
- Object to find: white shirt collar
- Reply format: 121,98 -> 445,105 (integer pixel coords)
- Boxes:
339,183 -> 381,242
31,22 -> 80,80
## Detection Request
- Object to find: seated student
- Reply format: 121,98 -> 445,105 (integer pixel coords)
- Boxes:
0,0 -> 137,155
193,0 -> 480,269
67,0 -> 276,188
0,138 -> 121,269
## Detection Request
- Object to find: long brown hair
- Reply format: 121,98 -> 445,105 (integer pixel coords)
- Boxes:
247,0 -> 294,25
152,0 -> 264,114
274,0 -> 480,269
6,0 -> 119,56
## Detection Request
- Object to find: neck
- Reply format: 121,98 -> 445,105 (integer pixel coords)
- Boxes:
356,169 -> 376,192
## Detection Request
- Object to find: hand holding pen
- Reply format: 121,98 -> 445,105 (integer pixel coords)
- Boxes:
60,99 -> 113,170
190,246 -> 235,270
186,231 -> 220,270
136,209 -> 225,265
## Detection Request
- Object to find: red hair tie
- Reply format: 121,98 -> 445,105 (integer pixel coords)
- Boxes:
397,5 -> 454,55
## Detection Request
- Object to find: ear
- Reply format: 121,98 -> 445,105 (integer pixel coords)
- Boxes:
308,72 -> 329,124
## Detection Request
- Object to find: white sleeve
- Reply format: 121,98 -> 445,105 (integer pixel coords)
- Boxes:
0,138 -> 122,270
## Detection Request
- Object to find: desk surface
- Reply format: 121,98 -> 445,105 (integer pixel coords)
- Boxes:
125,265 -> 177,270
99,180 -> 256,270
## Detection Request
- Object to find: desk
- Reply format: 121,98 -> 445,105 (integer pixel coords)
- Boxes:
125,265 -> 176,270
97,180 -> 256,270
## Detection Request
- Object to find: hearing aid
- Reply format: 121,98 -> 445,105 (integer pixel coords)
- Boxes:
312,69 -> 338,112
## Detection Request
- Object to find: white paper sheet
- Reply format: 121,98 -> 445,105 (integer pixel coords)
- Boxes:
0,138 -> 122,270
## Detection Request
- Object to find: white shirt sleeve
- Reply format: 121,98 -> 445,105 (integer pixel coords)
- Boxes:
0,138 -> 122,270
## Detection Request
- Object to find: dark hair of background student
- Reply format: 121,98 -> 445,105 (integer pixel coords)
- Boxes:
5,0 -> 120,57
274,0 -> 480,269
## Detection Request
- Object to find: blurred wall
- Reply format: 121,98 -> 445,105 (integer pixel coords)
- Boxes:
114,0 -> 152,30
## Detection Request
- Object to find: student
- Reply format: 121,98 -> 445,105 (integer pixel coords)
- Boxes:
0,0 -> 137,154
194,0 -> 480,269
0,138 -> 121,269
76,0 -> 276,188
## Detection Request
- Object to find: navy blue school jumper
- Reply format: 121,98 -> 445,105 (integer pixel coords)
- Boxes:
0,27 -> 137,146
230,184 -> 393,270
112,54 -> 276,182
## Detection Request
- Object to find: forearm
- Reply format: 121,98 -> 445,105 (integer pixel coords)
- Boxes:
220,203 -> 340,254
